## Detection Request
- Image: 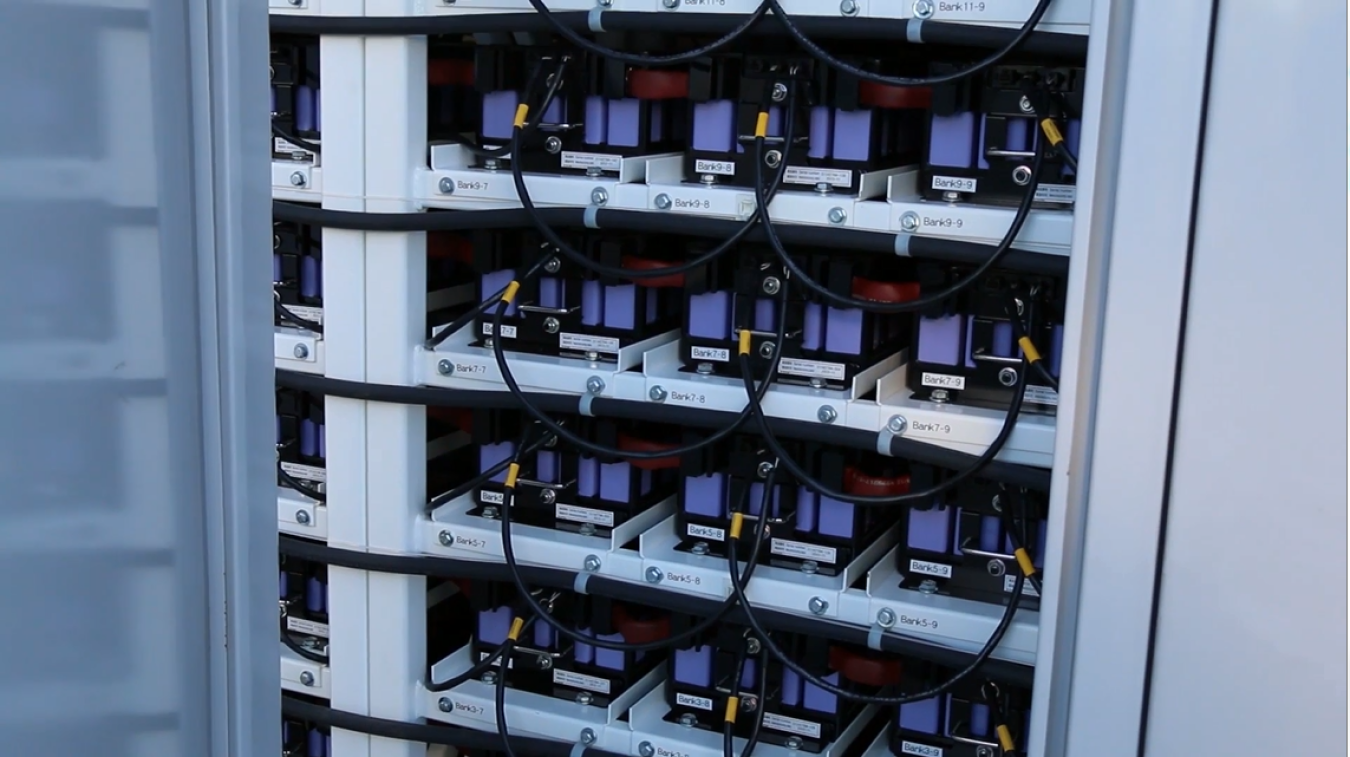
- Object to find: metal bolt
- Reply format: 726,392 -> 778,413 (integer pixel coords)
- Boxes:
678,713 -> 698,727
649,385 -> 668,402
483,671 -> 498,684
585,351 -> 600,362
817,405 -> 837,424
839,0 -> 859,15
809,377 -> 827,389
584,554 -> 602,572
295,510 -> 311,525
544,316 -> 561,334
654,193 -> 672,210
691,542 -> 709,556
290,171 -> 306,187
700,174 -> 718,185
887,415 -> 908,434
877,608 -> 897,628
800,561 -> 819,575
580,729 -> 597,745
590,188 -> 609,206
764,150 -> 782,168
586,376 -> 605,394
786,737 -> 803,750
1019,96 -> 1035,114
746,637 -> 762,654
540,488 -> 557,505
585,166 -> 604,179
762,277 -> 781,295
998,367 -> 1019,386
1012,165 -> 1033,186
992,494 -> 1004,512
545,136 -> 563,154
484,337 -> 495,349
899,211 -> 920,232
771,83 -> 789,102
696,363 -> 714,375
828,207 -> 847,225
288,0 -> 303,6
438,530 -> 453,547
481,506 -> 499,520
484,159 -> 501,171
942,190 -> 961,202
437,359 -> 454,376
596,0 -> 611,7
579,522 -> 597,537
299,671 -> 316,686
662,0 -> 679,8
576,692 -> 594,706
977,747 -> 995,757
918,579 -> 939,595
639,742 -> 656,757
987,559 -> 1007,577
913,0 -> 935,19
293,344 -> 309,359
759,341 -> 775,359
538,655 -> 554,670
438,697 -> 452,712
645,566 -> 664,584
815,182 -> 833,195
741,695 -> 759,712
930,388 -> 950,403
544,257 -> 562,273
757,461 -> 775,479
438,177 -> 455,194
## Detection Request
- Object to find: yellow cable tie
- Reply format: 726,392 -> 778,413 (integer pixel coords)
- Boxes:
1039,118 -> 1064,146
1017,335 -> 1043,364
507,617 -> 525,642
729,512 -> 745,540
504,462 -> 521,489
502,280 -> 521,305
737,329 -> 753,355
996,724 -> 1015,752
754,112 -> 770,139
1014,547 -> 1037,577
724,696 -> 740,724
513,104 -> 530,129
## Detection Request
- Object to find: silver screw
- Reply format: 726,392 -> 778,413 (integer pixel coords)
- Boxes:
942,190 -> 961,203
999,367 -> 1019,386
484,337 -> 495,349
586,166 -> 604,178
987,559 -> 1007,577
700,174 -> 718,185
481,506 -> 499,520
810,377 -> 827,389
800,561 -> 819,575
484,159 -> 501,171
649,385 -> 668,402
876,608 -> 897,628
438,177 -> 455,194
584,554 -> 602,572
293,344 -> 309,359
839,0 -> 859,15
579,728 -> 597,745
757,461 -> 775,479
913,0 -> 935,19
696,363 -> 714,375
762,277 -> 781,295
741,695 -> 759,712
662,0 -> 679,8
537,655 -> 553,670
808,597 -> 828,615
483,671 -> 498,684
992,494 -> 1004,512
746,637 -> 762,654
579,523 -> 596,536
299,671 -> 316,686
918,579 -> 939,595
977,747 -> 995,757
887,415 -> 908,434
576,692 -> 594,706
764,150 -> 782,168
438,697 -> 452,712
815,182 -> 833,195
438,530 -> 453,546
930,388 -> 950,403
691,542 -> 709,556
586,376 -> 605,394
437,359 -> 454,376
545,136 -> 563,154
654,193 -> 673,210
544,317 -> 561,334
771,83 -> 788,102
295,510 -> 311,525
759,341 -> 775,359
645,566 -> 664,584
786,737 -> 803,750
678,713 -> 698,727
288,0 -> 302,5
817,405 -> 837,424
596,0 -> 611,6
540,489 -> 557,505
590,188 -> 609,206
585,351 -> 600,362
544,257 -> 562,273
1019,96 -> 1035,114
639,742 -> 656,757
828,207 -> 847,225
899,211 -> 920,232
290,171 -> 306,187
1012,165 -> 1033,186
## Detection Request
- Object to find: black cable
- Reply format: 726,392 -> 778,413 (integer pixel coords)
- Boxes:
426,252 -> 555,349
1000,489 -> 1045,598
764,0 -> 1056,88
522,0 -> 771,66
496,638 -> 523,757
440,56 -> 568,160
426,642 -> 507,692
739,647 -> 769,757
278,460 -> 327,503
425,424 -> 557,514
1004,291 -> 1059,393
273,122 -> 322,154
282,623 -> 329,663
274,294 -> 324,335
751,122 -> 1048,314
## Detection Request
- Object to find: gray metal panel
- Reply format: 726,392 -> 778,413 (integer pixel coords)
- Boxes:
1142,0 -> 1348,752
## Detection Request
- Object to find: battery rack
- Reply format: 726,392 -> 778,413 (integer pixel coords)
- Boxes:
268,1 -> 1097,756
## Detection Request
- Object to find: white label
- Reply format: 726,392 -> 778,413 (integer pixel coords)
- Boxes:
560,332 -> 621,355
675,692 -> 714,711
900,740 -> 944,757
479,490 -> 505,505
482,322 -> 517,339
451,699 -> 490,722
1005,574 -> 1041,597
669,194 -> 716,213
274,137 -> 318,158
450,359 -> 493,378
1034,183 -> 1077,204
931,175 -> 978,193
921,372 -> 967,391
687,522 -> 726,543
653,745 -> 693,757
281,462 -> 326,483
664,570 -> 707,589
770,538 -> 838,565
690,345 -> 730,363
284,305 -> 324,325
452,178 -> 494,196
667,388 -> 710,407
762,712 -> 823,739
694,158 -> 735,176
894,612 -> 941,633
909,559 -> 954,579
778,357 -> 846,381
561,151 -> 622,171
782,165 -> 852,188
556,503 -> 615,528
552,668 -> 611,694
933,0 -> 991,15
286,616 -> 330,639
1025,384 -> 1060,407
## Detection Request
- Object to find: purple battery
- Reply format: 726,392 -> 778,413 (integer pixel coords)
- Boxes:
898,696 -> 942,734
575,630 -> 595,664
824,307 -> 864,355
1036,520 -> 1047,569
578,457 -> 600,497
581,280 -> 603,326
781,667 -> 803,706
802,303 -> 824,350
538,277 -> 563,309
307,728 -> 327,757
314,87 -> 322,132
978,115 -> 1035,170
907,507 -> 952,552
537,450 -> 560,483
606,99 -> 642,148
1063,119 -> 1082,177
534,620 -> 555,649
1050,324 -> 1065,377
816,496 -> 854,538
318,424 -> 325,460
275,415 -> 282,445
947,698 -> 990,737
599,461 -> 632,503
594,633 -> 625,671
917,315 -> 963,366
585,96 -> 608,144
295,85 -> 316,132
796,489 -> 818,532
481,269 -> 517,317
301,256 -> 320,298
674,645 -> 714,687
808,106 -> 833,159
739,658 -> 757,689
542,96 -> 564,126
480,90 -> 520,140
300,419 -> 317,457
928,112 -> 977,168
692,100 -> 735,152
649,101 -> 664,142
479,441 -> 515,483
753,298 -> 776,333
603,285 -> 636,329
273,254 -> 283,284
683,473 -> 725,518
687,292 -> 732,340
279,570 -> 288,600
831,109 -> 873,162
803,672 -> 839,714
478,607 -> 512,645
271,86 -> 277,115
305,575 -> 325,613
746,483 -> 780,519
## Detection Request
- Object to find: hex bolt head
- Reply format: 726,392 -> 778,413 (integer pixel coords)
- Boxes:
654,193 -> 673,210
295,510 -> 311,525
746,637 -> 762,654
741,695 -> 759,712
438,697 -> 452,712
484,159 -> 501,171
899,211 -> 920,232
544,257 -> 562,273
828,207 -> 847,225
288,0 -> 303,5
438,530 -> 454,547
586,376 -> 605,395
437,359 -> 454,376
691,542 -> 709,556
839,0 -> 859,15
438,177 -> 455,194
645,566 -> 664,584
764,150 -> 782,168
583,554 -> 602,572
540,489 -> 557,506
1019,96 -> 1035,114
580,728 -> 597,745
639,742 -> 656,757
649,385 -> 668,402
918,579 -> 939,595
976,747 -> 995,757
545,136 -> 563,154
678,713 -> 698,727
576,692 -> 594,706
998,367 -> 1019,386
758,341 -> 776,359
817,405 -> 838,424
800,560 -> 819,575
544,316 -> 561,334
299,671 -> 316,686
929,388 -> 951,403
913,0 -> 935,18
483,670 -> 498,684
662,0 -> 679,8
290,171 -> 306,187
877,608 -> 897,628
757,460 -> 775,479
771,82 -> 789,102
538,655 -> 554,670
887,415 -> 908,434
786,736 -> 804,750
293,343 -> 309,359
987,559 -> 1007,577
579,523 -> 597,536
596,0 -> 612,7
762,277 -> 781,295
808,597 -> 829,615
590,187 -> 609,206
1012,165 -> 1033,186
481,506 -> 499,520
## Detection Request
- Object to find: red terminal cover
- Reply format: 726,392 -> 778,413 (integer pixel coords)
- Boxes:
829,645 -> 903,687
617,433 -> 681,471
850,277 -> 921,304
628,70 -> 691,101
613,603 -> 671,644
622,255 -> 686,288
427,232 -> 474,263
858,82 -> 932,111
429,59 -> 475,88
843,466 -> 910,496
